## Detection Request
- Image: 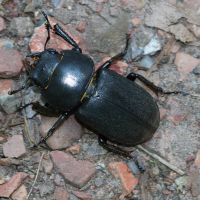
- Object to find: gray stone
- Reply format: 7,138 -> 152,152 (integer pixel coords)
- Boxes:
127,161 -> 141,175
50,8 -> 71,24
39,178 -> 55,197
70,195 -> 79,200
193,66 -> 200,75
24,2 -> 34,13
143,34 -> 162,55
109,7 -> 119,17
0,93 -> 18,114
139,55 -> 158,71
87,140 -> 107,155
84,11 -> 130,54
10,17 -> 34,37
50,151 -> 96,188
24,86 -> 43,119
82,143 -> 89,151
125,34 -> 162,62
40,115 -> 83,150
95,178 -> 103,187
2,135 -> 26,158
1,39 -> 14,49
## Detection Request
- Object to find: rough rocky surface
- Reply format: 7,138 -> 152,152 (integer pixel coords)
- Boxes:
0,49 -> 23,78
0,172 -> 28,198
0,0 -> 200,199
2,135 -> 26,158
50,151 -> 96,188
40,115 -> 83,150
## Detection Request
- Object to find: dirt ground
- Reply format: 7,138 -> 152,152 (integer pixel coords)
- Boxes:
0,0 -> 200,199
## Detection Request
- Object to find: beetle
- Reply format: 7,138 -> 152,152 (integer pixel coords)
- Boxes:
9,12 -> 185,161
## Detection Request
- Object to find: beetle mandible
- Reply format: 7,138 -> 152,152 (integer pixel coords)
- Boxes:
9,12 -> 185,161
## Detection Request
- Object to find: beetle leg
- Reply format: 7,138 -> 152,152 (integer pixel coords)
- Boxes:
53,24 -> 82,53
98,134 -> 133,159
99,135 -> 145,172
17,101 -> 61,117
34,111 -> 71,147
126,73 -> 189,96
96,34 -> 130,72
8,78 -> 30,95
42,11 -> 52,50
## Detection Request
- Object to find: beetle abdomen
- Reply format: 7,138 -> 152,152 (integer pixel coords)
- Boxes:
75,69 -> 160,146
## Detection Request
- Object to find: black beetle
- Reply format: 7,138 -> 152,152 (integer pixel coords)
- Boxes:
9,12 -> 184,160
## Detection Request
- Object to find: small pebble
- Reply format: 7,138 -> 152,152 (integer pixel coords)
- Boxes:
127,161 -> 141,175
193,66 -> 200,75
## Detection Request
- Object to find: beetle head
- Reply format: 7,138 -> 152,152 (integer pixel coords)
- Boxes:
26,48 -> 62,89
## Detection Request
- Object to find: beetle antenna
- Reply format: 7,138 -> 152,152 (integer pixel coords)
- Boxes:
8,78 -> 30,95
42,11 -> 52,50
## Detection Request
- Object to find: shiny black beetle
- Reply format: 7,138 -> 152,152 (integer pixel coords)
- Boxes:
9,12 -> 184,159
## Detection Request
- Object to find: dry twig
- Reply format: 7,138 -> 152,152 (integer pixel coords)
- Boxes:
26,152 -> 45,200
20,91 -> 35,147
137,145 -> 185,175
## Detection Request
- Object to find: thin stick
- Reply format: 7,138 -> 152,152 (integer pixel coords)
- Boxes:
26,152 -> 45,200
20,91 -> 35,147
136,145 -> 185,175
145,36 -> 176,78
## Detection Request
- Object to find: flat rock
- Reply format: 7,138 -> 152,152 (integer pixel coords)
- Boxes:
50,8 -> 71,24
0,172 -> 28,198
0,79 -> 18,114
54,187 -> 69,200
0,158 -> 21,166
50,151 -> 96,188
39,178 -> 55,197
145,2 -> 195,43
186,23 -> 200,37
42,156 -> 53,174
66,143 -> 81,155
171,42 -> 181,53
120,0 -> 147,9
0,49 -> 23,78
192,175 -> 200,196
2,135 -> 26,158
169,23 -> 194,43
11,184 -> 27,200
131,18 -> 141,26
145,3 -> 183,33
159,108 -> 167,120
108,162 -> 139,196
72,190 -> 92,200
29,16 -> 85,53
54,174 -> 62,186
95,57 -> 128,75
10,17 -> 34,37
40,115 -> 83,150
84,11 -> 129,54
175,52 -> 200,74
0,17 -> 6,32
0,39 -> 14,49
87,140 -> 107,156
194,149 -> 200,168
76,21 -> 86,33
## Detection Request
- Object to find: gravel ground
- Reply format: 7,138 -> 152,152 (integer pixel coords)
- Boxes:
0,0 -> 200,199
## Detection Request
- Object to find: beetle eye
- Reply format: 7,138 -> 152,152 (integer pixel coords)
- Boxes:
30,63 -> 35,68
34,56 -> 39,60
